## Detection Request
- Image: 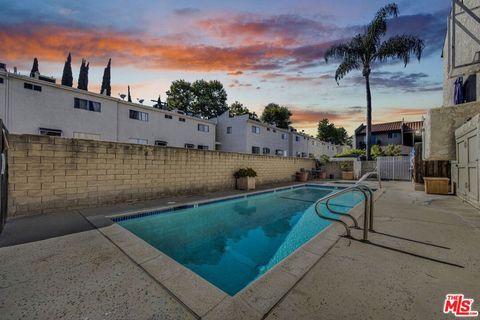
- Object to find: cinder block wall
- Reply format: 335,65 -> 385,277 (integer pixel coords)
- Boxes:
8,134 -> 315,217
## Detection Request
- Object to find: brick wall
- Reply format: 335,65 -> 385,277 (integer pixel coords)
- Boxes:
8,134 -> 315,217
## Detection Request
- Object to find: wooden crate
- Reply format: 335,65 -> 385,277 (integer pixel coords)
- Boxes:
424,177 -> 450,195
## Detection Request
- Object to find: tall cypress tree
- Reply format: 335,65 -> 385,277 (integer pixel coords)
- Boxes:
127,85 -> 132,102
77,59 -> 85,90
100,58 -> 111,96
30,58 -> 39,77
61,53 -> 73,87
84,62 -> 89,91
77,59 -> 89,91
156,94 -> 162,108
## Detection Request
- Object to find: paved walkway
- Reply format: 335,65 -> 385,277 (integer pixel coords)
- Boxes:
0,181 -> 478,319
266,182 -> 480,319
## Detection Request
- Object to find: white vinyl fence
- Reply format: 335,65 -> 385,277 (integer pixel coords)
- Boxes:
376,156 -> 412,181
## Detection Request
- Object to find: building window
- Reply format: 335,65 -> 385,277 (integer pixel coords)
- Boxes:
275,149 -> 285,156
281,133 -> 287,140
74,97 -> 101,112
198,124 -> 209,132
252,146 -> 260,154
301,152 -> 307,157
262,147 -> 270,154
226,126 -> 232,134
39,128 -> 62,136
129,138 -> 148,145
24,82 -> 42,91
198,145 -> 209,150
155,140 -> 167,146
165,114 -> 173,119
267,128 -> 271,131
0,78 -> 3,84
179,117 -> 186,122
388,132 -> 399,139
185,143 -> 195,149
295,136 -> 300,142
129,109 -> 148,121
251,126 -> 260,134
73,132 -> 100,140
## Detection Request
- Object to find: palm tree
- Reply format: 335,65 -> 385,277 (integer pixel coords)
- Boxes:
324,3 -> 424,159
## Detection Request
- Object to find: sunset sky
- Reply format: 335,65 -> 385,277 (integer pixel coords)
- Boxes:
0,0 -> 450,135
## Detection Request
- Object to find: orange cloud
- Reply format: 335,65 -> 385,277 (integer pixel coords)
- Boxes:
0,23 -> 299,72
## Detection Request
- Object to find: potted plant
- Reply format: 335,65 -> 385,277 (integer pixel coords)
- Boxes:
340,161 -> 354,180
234,168 -> 257,190
319,155 -> 330,179
296,168 -> 309,182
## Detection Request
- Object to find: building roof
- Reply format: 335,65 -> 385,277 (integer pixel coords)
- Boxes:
356,120 -> 423,134
403,121 -> 424,132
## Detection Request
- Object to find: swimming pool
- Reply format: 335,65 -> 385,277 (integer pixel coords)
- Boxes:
116,185 -> 364,295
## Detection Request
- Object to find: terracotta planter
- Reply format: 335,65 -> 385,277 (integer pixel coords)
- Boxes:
237,176 -> 256,190
296,171 -> 309,182
319,172 -> 327,179
341,171 -> 354,180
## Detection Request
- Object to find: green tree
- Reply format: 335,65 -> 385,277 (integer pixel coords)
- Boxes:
77,59 -> 89,91
317,118 -> 349,145
61,53 -> 73,87
30,57 -> 39,77
229,101 -> 250,116
154,94 -> 162,109
325,3 -> 424,159
100,58 -> 111,96
260,103 -> 292,129
192,80 -> 228,118
166,80 -> 195,114
166,79 -> 228,118
229,101 -> 259,120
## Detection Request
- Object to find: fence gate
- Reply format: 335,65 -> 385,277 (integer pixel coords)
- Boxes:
0,120 -> 8,234
377,156 -> 412,181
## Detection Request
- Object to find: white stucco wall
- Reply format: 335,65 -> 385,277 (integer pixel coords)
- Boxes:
117,102 -> 215,149
443,0 -> 480,106
0,70 -> 215,149
246,120 -> 289,156
215,112 -> 248,153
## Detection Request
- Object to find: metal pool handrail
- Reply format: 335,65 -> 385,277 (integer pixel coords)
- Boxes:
314,186 -> 370,241
357,171 -> 382,189
355,184 -> 375,231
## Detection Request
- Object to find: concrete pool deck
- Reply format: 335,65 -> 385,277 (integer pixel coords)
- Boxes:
0,181 -> 479,319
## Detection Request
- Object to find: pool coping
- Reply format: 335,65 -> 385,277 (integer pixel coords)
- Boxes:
86,182 -> 384,319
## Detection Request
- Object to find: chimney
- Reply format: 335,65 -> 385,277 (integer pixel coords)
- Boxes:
0,63 -> 6,71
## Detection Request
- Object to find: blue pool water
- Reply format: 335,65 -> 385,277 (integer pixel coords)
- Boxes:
117,186 -> 363,295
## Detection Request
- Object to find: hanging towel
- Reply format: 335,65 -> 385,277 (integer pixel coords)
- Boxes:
454,77 -> 464,105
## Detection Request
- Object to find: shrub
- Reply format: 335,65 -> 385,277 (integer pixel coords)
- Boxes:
320,154 -> 330,164
385,144 -> 401,156
335,148 -> 365,158
234,168 -> 257,178
339,161 -> 353,172
371,144 -> 385,160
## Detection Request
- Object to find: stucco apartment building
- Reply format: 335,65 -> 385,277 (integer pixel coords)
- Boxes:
423,0 -> 480,207
0,68 -> 216,150
354,120 -> 423,155
215,111 -> 345,159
